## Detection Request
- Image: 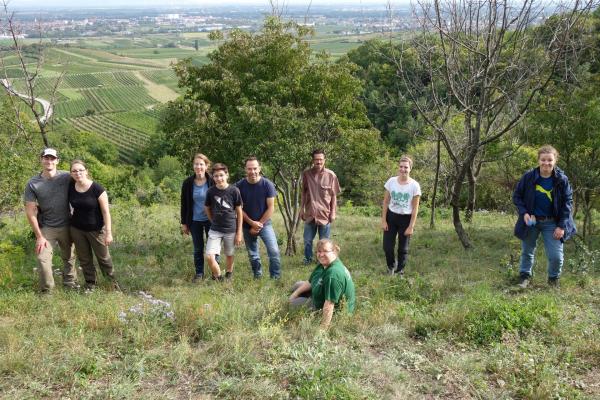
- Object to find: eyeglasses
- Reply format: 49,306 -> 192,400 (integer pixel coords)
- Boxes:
71,169 -> 86,174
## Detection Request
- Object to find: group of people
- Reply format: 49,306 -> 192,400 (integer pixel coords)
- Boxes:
24,143 -> 575,327
24,148 -> 117,293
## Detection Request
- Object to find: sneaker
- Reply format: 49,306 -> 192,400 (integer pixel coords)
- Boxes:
253,273 -> 263,280
225,271 -> 233,281
395,268 -> 405,277
84,282 -> 97,290
518,274 -> 531,289
387,267 -> 395,275
192,274 -> 204,283
212,275 -> 224,282
548,277 -> 560,288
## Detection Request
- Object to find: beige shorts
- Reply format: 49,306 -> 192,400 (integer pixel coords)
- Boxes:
205,229 -> 235,256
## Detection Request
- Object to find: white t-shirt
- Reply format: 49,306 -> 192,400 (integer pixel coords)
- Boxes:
384,177 -> 421,215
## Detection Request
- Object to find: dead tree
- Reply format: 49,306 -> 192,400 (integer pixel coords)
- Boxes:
395,0 -> 592,249
0,1 -> 63,147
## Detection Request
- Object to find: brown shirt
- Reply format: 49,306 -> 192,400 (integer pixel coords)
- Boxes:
301,167 -> 341,225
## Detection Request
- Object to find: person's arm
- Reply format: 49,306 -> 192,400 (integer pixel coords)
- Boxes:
258,197 -> 275,225
180,180 -> 190,234
329,176 -> 340,223
405,195 -> 420,236
513,172 -> 534,225
321,300 -> 335,329
204,206 -> 212,222
98,191 -> 113,246
381,191 -> 390,231
25,201 -> 47,254
554,177 -> 573,240
235,205 -> 243,246
242,210 -> 263,230
289,280 -> 311,301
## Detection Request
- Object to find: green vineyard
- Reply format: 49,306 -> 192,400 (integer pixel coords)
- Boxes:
62,114 -> 151,163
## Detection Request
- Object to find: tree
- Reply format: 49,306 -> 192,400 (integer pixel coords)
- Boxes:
0,1 -> 64,147
394,0 -> 591,248
161,17 -> 379,255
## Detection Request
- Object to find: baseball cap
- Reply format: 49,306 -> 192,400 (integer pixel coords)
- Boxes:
40,148 -> 58,158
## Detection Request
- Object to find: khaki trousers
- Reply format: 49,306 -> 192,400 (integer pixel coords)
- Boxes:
37,226 -> 77,291
70,226 -> 114,285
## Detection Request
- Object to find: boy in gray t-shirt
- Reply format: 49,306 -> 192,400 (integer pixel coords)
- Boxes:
24,148 -> 77,292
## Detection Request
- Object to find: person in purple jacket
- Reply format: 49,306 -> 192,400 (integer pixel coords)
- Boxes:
513,145 -> 576,288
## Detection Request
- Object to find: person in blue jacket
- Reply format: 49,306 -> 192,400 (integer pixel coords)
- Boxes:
513,145 -> 576,288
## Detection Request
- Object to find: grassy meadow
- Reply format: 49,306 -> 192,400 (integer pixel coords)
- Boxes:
1,205 -> 599,399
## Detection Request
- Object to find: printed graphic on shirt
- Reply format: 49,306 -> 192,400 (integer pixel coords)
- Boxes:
535,184 -> 553,201
390,191 -> 411,209
215,196 -> 232,209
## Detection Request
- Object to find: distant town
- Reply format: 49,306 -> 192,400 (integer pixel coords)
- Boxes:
4,5 -> 417,39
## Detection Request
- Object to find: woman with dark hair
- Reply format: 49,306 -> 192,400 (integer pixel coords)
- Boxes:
69,159 -> 118,290
513,145 -> 576,288
181,153 -> 214,282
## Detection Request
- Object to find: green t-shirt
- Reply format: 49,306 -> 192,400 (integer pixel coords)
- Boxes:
309,258 -> 356,313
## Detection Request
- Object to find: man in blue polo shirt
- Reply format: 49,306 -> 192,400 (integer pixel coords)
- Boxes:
235,157 -> 282,279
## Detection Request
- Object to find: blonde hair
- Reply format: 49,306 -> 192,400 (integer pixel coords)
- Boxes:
537,145 -> 558,160
316,238 -> 340,255
193,153 -> 211,168
399,155 -> 413,168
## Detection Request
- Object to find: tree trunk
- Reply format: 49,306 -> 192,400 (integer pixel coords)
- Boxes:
430,134 -> 441,229
274,171 -> 303,256
450,163 -> 472,249
465,163 -> 476,223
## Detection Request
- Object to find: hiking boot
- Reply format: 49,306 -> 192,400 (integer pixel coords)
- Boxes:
225,271 -> 233,281
192,274 -> 204,283
548,277 -> 560,288
518,274 -> 531,289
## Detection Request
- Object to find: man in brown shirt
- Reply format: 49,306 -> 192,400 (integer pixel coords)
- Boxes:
300,149 -> 341,264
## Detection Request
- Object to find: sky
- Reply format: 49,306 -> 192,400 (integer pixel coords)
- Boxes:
9,0 -> 400,9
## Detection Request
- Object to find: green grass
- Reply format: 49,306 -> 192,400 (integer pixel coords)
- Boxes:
1,206 -> 599,399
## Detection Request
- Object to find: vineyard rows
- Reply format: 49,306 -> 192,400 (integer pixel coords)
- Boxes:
65,114 -> 151,162
81,86 -> 157,113
140,69 -> 177,85
63,71 -> 144,89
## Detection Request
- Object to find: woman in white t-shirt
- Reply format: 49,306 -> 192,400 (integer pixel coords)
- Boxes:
381,155 -> 421,276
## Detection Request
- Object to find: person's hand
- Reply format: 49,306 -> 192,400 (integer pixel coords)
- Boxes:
181,224 -> 190,235
381,221 -> 388,231
104,232 -> 113,246
249,226 -> 261,236
553,227 -> 565,240
404,226 -> 414,236
330,215 -> 336,223
524,213 -> 536,226
235,233 -> 243,246
35,236 -> 48,255
251,220 -> 264,230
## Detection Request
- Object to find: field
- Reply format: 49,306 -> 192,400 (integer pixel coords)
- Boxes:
1,29 -> 373,163
1,206 -> 599,399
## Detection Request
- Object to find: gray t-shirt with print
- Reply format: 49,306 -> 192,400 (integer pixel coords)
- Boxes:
24,171 -> 71,228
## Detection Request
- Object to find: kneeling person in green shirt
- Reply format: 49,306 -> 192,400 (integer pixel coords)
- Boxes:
289,239 -> 355,328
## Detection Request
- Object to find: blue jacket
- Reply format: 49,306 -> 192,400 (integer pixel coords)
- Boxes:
512,167 -> 576,242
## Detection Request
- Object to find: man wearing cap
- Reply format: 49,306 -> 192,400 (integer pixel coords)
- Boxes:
24,148 -> 78,292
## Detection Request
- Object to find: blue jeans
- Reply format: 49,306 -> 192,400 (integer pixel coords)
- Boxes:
303,221 -> 331,263
242,222 -> 281,278
519,219 -> 564,279
190,220 -> 211,276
